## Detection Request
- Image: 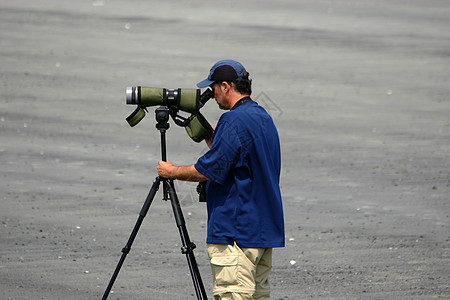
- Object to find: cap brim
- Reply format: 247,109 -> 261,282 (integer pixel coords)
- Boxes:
197,78 -> 215,88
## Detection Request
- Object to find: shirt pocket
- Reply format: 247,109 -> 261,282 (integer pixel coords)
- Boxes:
210,255 -> 239,286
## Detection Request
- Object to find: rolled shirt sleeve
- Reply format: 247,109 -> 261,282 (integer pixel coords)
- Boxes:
195,120 -> 240,185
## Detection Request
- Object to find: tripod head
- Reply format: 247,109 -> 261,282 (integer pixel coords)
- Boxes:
155,106 -> 170,132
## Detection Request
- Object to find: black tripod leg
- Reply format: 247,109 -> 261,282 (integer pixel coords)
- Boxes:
165,179 -> 208,300
102,177 -> 161,300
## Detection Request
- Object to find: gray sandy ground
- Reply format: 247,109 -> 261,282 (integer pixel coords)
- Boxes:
1,0 -> 449,299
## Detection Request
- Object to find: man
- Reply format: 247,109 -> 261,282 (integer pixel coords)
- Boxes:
157,59 -> 284,299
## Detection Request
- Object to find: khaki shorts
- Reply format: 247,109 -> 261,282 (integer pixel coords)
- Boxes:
207,242 -> 272,299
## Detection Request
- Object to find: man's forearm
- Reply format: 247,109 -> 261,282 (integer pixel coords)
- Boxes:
172,165 -> 209,182
157,161 -> 209,182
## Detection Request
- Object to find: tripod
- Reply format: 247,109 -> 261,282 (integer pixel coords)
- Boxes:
102,106 -> 208,300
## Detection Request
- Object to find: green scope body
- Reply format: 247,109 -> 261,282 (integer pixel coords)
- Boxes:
126,86 -> 201,114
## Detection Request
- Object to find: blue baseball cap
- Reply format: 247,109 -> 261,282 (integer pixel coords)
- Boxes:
197,59 -> 247,88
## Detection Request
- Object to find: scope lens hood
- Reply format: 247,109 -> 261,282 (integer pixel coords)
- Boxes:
126,107 -> 146,127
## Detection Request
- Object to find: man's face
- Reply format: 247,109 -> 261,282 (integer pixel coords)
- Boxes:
211,82 -> 228,110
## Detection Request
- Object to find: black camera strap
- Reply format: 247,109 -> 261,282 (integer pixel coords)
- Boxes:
231,96 -> 252,110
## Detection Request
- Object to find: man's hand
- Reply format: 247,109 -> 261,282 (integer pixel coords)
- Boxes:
157,160 -> 175,178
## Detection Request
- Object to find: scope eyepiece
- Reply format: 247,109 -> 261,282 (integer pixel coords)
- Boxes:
199,88 -> 213,108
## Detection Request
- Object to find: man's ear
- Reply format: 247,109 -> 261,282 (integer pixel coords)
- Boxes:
222,81 -> 232,93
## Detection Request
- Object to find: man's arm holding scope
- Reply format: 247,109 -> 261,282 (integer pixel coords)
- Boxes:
157,161 -> 209,182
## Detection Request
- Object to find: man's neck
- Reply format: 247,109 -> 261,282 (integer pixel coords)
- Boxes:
228,94 -> 250,110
